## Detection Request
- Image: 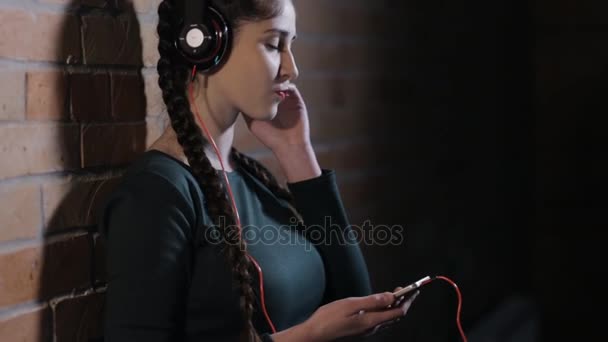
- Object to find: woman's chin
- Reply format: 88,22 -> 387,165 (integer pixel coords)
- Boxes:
240,109 -> 276,121
255,109 -> 278,121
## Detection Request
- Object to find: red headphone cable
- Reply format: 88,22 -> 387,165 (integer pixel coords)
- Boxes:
419,275 -> 467,342
188,66 -> 278,334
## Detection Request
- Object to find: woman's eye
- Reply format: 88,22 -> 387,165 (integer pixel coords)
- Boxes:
265,44 -> 280,51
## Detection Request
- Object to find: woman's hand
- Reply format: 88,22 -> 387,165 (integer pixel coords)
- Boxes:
360,286 -> 419,338
242,84 -> 322,182
301,289 -> 420,342
243,84 -> 311,153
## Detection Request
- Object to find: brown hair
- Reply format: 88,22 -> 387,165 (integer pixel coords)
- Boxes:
156,1 -> 297,340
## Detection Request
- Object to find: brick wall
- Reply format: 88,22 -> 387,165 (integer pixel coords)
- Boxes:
0,0 -> 402,340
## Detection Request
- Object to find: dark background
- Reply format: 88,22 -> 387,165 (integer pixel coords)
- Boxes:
361,0 -> 607,341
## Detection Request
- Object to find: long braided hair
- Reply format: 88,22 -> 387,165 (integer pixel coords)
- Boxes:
156,1 -> 299,340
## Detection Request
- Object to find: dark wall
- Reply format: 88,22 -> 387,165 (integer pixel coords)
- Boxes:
362,1 -> 606,341
533,0 -> 608,340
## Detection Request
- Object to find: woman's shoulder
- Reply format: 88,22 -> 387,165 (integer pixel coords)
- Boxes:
97,149 -> 205,238
101,150 -> 204,218
120,149 -> 200,194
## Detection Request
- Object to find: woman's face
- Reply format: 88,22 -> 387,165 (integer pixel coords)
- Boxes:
212,0 -> 299,121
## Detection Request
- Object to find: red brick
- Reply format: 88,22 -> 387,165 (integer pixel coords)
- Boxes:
70,72 -> 111,122
0,182 -> 41,242
0,70 -> 25,120
0,9 -> 80,63
0,123 -> 80,180
26,70 -> 69,121
43,176 -> 122,232
81,122 -> 147,167
0,305 -> 52,342
54,292 -> 105,342
110,72 -> 146,121
43,234 -> 93,299
0,234 -> 91,308
0,246 -> 41,308
82,12 -> 143,66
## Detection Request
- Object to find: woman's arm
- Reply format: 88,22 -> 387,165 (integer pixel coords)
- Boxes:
274,143 -> 322,183
274,144 -> 372,303
99,172 -> 195,342
265,320 -> 315,342
287,168 -> 373,303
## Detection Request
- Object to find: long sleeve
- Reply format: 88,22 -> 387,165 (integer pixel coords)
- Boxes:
286,169 -> 372,304
99,172 -> 195,342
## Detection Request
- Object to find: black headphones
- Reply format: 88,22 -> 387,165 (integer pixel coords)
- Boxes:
174,0 -> 232,73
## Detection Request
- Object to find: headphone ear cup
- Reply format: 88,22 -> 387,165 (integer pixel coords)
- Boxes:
175,5 -> 231,73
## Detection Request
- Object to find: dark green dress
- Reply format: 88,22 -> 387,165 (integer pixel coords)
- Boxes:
99,149 -> 372,341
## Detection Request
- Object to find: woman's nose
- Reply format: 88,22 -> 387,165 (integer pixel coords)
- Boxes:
280,50 -> 299,82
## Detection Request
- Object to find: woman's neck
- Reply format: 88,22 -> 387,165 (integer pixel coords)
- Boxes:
189,75 -> 239,171
150,121 -> 237,173
149,75 -> 241,172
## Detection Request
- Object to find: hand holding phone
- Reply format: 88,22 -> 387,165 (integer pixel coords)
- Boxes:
388,276 -> 432,308
359,277 -> 432,337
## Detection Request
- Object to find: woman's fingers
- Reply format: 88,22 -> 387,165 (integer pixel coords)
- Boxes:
399,290 -> 419,314
362,307 -> 406,326
358,291 -> 420,337
348,292 -> 395,315
363,317 -> 402,337
387,286 -> 404,309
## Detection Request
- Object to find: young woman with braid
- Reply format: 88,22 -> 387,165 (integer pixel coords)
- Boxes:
99,1 -> 419,341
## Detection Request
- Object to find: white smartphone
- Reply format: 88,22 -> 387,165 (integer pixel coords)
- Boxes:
393,275 -> 432,300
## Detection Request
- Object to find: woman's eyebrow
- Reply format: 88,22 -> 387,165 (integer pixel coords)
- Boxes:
263,28 -> 297,40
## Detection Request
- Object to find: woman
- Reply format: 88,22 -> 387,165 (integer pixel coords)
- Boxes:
99,0 -> 418,341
